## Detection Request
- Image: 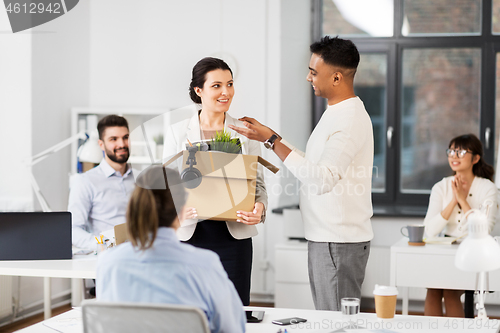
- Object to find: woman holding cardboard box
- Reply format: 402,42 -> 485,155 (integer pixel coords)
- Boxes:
423,134 -> 497,317
163,57 -> 268,305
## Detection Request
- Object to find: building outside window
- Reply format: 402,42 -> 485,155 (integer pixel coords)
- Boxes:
315,0 -> 500,211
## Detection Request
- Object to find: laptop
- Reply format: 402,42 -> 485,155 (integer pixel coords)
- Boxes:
0,212 -> 72,260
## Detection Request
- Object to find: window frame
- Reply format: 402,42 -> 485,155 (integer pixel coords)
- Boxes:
313,0 -> 498,211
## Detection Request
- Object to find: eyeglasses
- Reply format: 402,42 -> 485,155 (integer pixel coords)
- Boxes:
446,148 -> 472,159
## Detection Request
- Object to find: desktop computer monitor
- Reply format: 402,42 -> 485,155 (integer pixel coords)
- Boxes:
0,212 -> 72,260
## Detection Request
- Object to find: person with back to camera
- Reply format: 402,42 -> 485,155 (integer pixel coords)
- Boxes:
96,166 -> 246,333
163,57 -> 268,306
423,133 -> 498,317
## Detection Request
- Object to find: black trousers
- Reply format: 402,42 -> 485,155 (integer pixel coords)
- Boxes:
184,220 -> 253,306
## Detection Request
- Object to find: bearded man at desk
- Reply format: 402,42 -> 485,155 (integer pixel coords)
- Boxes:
68,115 -> 135,250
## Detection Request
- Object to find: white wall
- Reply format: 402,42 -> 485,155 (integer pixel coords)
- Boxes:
276,0 -> 312,209
88,0 -> 268,116
31,0 -> 90,212
280,0 -> 313,151
252,0 -> 313,300
0,7 -> 32,212
0,1 -> 90,322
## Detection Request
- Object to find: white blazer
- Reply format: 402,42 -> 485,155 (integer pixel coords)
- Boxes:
163,112 -> 268,240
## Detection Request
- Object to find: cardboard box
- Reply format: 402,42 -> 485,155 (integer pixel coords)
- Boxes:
114,223 -> 128,245
165,150 -> 278,222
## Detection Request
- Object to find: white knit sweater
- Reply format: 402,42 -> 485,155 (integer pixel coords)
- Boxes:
283,97 -> 374,243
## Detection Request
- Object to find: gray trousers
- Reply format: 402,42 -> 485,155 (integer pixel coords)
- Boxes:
308,240 -> 370,311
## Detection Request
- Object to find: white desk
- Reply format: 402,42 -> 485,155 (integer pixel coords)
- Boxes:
0,255 -> 96,320
15,306 -> 500,333
390,238 -> 500,315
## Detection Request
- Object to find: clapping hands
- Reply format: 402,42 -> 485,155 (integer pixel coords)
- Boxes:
451,175 -> 468,206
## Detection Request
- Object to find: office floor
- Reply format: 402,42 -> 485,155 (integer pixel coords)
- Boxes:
0,304 -> 72,333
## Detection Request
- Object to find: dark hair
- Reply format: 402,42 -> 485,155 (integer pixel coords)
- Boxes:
97,115 -> 129,140
127,166 -> 187,250
449,133 -> 494,181
310,36 -> 360,78
189,57 -> 233,104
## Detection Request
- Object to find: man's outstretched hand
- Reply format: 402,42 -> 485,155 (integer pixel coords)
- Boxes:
228,117 -> 275,142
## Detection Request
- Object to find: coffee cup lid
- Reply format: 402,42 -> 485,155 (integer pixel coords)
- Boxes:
373,284 -> 398,296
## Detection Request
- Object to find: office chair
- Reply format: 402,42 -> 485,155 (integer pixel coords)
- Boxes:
82,300 -> 210,333
464,290 -> 474,318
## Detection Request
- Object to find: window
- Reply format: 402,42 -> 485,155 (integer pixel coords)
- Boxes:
492,0 -> 500,33
315,0 -> 498,209
323,0 -> 394,37
403,0 -> 481,36
354,54 -> 388,192
400,48 -> 481,193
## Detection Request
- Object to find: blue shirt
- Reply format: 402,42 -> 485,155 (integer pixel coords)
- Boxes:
96,228 -> 246,333
68,159 -> 135,249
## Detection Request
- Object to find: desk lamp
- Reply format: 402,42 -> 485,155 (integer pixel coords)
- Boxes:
77,129 -> 102,164
26,130 -> 102,212
455,203 -> 500,320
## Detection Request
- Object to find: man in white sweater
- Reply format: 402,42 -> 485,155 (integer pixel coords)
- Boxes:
229,36 -> 374,311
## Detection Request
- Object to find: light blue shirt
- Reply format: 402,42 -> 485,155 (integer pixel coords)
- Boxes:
96,227 -> 246,333
68,159 -> 135,249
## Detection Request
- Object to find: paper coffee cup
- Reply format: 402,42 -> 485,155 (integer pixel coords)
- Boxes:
373,285 -> 398,320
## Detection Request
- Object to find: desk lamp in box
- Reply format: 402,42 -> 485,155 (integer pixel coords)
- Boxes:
455,201 -> 500,320
26,130 -> 102,212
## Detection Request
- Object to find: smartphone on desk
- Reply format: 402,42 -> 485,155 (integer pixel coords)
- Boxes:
272,317 -> 307,325
246,310 -> 265,323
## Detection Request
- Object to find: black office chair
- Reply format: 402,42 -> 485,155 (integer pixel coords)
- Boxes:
464,290 -> 496,318
464,290 -> 474,318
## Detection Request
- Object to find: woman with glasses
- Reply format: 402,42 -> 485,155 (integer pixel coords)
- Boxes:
423,133 -> 498,317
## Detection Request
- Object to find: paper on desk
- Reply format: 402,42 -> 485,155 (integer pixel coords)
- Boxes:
424,235 -> 465,245
42,316 -> 82,333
